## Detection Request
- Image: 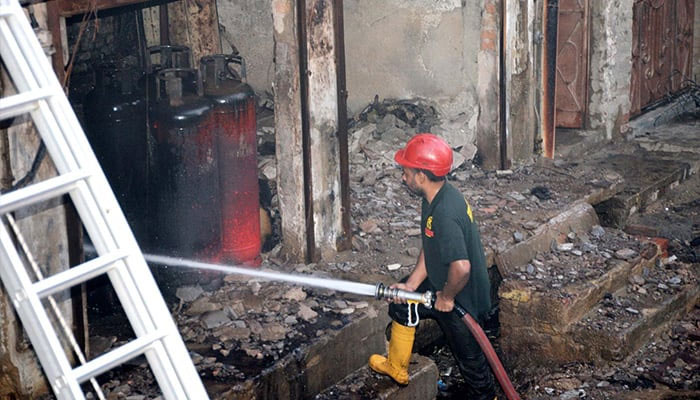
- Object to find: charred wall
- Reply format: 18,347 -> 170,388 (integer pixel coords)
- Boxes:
65,10 -> 141,118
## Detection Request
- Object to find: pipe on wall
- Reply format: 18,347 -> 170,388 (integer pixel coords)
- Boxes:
542,0 -> 559,159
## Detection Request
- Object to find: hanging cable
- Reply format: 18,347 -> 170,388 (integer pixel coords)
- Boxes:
1,142 -> 46,193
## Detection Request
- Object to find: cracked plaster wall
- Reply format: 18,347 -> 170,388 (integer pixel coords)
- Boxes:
587,0 -> 634,140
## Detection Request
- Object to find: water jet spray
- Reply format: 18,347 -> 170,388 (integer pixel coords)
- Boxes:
142,253 -> 434,308
139,251 -> 519,399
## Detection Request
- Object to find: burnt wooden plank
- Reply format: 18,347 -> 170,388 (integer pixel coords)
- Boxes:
57,0 -> 152,17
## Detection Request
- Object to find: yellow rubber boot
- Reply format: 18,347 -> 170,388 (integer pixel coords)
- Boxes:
368,321 -> 416,385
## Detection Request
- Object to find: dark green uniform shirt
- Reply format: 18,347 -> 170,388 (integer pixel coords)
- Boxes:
421,182 -> 491,320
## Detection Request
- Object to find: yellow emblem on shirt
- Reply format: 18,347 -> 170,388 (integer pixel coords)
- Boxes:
465,198 -> 474,223
425,216 -> 434,237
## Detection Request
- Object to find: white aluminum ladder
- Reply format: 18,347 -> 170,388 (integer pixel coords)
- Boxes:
0,1 -> 209,398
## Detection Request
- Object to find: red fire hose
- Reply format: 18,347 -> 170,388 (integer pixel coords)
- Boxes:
454,304 -> 521,400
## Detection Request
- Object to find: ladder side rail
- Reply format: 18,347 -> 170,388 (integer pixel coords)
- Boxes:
1,13 -> 159,340
3,4 -> 209,398
5,9 -> 210,399
3,2 -> 165,325
141,343 -> 188,400
1,9 -> 185,399
3,4 -> 51,91
0,223 -> 85,400
21,34 -> 212,400
50,143 -> 211,398
0,27 -> 161,359
105,263 -> 191,400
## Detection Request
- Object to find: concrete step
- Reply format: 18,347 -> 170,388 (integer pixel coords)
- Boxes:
502,260 -> 699,366
314,354 -> 439,400
218,302 -> 392,399
592,153 -> 693,228
495,201 -> 601,276
499,227 -> 659,334
570,266 -> 700,363
555,129 -> 609,160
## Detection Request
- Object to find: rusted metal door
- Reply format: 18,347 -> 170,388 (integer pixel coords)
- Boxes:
555,0 -> 590,129
630,0 -> 695,116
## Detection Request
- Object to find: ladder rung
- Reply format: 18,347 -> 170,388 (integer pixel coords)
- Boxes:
0,88 -> 54,121
33,251 -> 130,298
73,330 -> 168,383
0,6 -> 14,17
0,170 -> 90,214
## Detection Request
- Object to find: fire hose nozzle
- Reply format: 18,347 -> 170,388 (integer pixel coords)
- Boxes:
375,283 -> 434,309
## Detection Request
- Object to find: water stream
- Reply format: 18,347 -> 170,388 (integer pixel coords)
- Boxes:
142,253 -> 379,298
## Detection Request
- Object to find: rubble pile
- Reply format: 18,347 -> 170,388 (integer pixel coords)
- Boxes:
520,299 -> 700,399
350,158 -> 621,266
313,366 -> 386,400
42,97 -> 696,400
73,274 -> 378,398
176,274 -> 378,383
507,226 -> 648,289
576,259 -> 698,336
454,164 -> 621,254
433,290 -> 699,400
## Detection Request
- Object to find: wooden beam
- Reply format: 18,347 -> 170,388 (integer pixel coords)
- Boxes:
305,0 -> 344,260
167,0 -> 220,64
57,0 -> 152,17
272,0 -> 308,262
476,0 -> 503,170
46,0 -> 66,83
504,0 -> 537,166
542,0 -> 558,159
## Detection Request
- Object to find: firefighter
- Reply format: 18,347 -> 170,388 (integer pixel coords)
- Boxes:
369,133 -> 496,399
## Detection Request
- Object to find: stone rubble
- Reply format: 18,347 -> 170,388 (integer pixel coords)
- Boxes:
61,98 -> 697,400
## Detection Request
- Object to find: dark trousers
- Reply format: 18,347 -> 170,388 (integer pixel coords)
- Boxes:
388,278 -> 495,400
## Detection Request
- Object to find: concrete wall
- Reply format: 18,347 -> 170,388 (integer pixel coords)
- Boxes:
217,0 -> 482,132
344,0 -> 481,122
587,0 -> 634,140
217,0 -> 274,93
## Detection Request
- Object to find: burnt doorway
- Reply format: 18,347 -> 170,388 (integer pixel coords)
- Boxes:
630,0 -> 695,117
555,0 -> 590,129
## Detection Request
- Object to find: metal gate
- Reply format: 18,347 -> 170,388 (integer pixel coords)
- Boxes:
555,0 -> 590,129
630,0 -> 695,116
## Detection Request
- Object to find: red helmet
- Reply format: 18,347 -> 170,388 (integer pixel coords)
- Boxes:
394,133 -> 453,177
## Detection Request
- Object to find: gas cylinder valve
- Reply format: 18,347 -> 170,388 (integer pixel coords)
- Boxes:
374,283 -> 433,309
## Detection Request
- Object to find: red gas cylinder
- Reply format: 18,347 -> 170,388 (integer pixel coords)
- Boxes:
201,54 -> 260,266
149,68 -> 220,260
